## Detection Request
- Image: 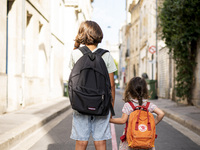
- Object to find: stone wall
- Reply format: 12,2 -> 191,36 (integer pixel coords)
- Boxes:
192,39 -> 200,107
0,0 -> 7,114
157,46 -> 174,99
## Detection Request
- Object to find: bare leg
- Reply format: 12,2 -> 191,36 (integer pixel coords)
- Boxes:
94,140 -> 106,150
75,140 -> 88,150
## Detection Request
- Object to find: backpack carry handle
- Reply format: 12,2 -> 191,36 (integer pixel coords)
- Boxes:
79,46 -> 109,61
79,46 -> 109,56
79,46 -> 92,55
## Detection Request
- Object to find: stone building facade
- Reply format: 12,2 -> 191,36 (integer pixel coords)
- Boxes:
120,0 -> 157,84
0,0 -> 8,114
0,0 -> 93,114
120,0 -> 176,100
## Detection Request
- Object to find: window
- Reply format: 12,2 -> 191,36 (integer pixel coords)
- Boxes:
27,11 -> 32,26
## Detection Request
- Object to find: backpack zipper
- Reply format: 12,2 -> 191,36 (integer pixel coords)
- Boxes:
102,95 -> 104,101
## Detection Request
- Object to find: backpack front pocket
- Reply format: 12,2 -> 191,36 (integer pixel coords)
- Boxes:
72,86 -> 105,115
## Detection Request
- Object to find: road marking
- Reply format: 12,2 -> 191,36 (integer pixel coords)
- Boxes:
10,109 -> 73,150
110,123 -> 118,150
164,117 -> 200,146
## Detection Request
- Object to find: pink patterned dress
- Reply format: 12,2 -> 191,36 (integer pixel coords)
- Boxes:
119,99 -> 157,150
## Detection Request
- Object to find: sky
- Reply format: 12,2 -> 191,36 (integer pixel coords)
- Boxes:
91,0 -> 126,47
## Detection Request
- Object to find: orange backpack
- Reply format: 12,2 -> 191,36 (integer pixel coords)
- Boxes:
121,102 -> 156,149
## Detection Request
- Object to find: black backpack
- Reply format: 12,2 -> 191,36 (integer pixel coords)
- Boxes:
68,46 -> 115,116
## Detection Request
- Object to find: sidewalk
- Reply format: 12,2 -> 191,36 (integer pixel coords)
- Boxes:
0,97 -> 71,150
117,89 -> 200,136
149,98 -> 200,136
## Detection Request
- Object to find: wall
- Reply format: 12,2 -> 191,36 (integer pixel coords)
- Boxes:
157,0 -> 175,100
0,0 -> 95,114
5,0 -> 51,112
0,0 -> 7,114
157,46 -> 174,99
192,39 -> 200,107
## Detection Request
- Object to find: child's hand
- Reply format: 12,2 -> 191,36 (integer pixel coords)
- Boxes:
109,118 -> 114,123
109,113 -> 128,124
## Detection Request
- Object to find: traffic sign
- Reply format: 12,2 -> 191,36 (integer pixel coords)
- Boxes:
148,46 -> 156,54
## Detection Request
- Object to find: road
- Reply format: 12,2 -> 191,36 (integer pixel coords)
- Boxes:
15,90 -> 200,150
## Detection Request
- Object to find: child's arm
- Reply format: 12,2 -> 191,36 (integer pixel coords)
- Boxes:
153,107 -> 165,125
110,113 -> 128,124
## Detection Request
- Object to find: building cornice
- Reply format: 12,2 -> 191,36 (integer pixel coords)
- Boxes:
129,0 -> 141,13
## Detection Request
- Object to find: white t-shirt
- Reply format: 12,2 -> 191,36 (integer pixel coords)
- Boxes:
69,47 -> 117,73
122,99 -> 157,115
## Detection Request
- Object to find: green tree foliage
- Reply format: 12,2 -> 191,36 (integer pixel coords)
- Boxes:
159,0 -> 200,105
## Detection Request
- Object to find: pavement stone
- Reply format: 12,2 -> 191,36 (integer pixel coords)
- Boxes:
0,97 -> 71,150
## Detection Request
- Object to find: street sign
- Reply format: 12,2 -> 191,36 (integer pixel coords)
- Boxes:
148,60 -> 156,64
148,46 -> 156,54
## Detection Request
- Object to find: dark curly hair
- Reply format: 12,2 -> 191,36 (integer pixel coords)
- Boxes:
124,77 -> 149,105
74,20 -> 103,49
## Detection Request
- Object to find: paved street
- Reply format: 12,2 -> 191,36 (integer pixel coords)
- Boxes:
26,91 -> 200,150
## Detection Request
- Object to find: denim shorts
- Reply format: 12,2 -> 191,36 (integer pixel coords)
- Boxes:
70,110 -> 111,141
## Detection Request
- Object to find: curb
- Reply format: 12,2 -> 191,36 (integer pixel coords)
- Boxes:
0,98 -> 71,150
162,108 -> 200,136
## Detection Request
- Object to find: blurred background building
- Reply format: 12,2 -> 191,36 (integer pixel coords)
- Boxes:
0,0 -> 93,114
119,0 -> 200,107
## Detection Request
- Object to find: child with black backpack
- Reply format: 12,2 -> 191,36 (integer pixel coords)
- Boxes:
110,77 -> 165,150
68,20 -> 117,150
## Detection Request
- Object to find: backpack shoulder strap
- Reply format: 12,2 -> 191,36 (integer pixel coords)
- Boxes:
120,101 -> 136,142
79,46 -> 91,55
144,102 -> 150,110
95,48 -> 109,56
128,101 -> 136,110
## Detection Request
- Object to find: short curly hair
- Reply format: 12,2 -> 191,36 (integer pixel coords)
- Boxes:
74,21 -> 103,49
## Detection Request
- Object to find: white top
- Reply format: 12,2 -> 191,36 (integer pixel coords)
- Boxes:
69,47 -> 117,73
122,99 -> 157,115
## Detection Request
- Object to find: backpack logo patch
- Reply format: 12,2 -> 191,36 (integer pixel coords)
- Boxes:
88,107 -> 96,111
138,124 -> 147,132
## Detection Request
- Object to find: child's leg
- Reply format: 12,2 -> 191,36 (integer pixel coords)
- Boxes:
94,140 -> 106,150
75,140 -> 88,150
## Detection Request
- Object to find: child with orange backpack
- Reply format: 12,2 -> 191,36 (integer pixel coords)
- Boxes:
110,77 -> 165,150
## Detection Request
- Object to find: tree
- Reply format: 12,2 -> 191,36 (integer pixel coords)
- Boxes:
159,0 -> 200,105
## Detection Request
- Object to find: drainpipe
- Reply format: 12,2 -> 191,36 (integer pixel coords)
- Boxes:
155,0 -> 158,92
21,0 -> 25,107
6,0 -> 9,109
155,0 -> 158,88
